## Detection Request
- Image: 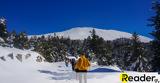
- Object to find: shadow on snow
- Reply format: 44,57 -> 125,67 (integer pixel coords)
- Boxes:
38,68 -> 120,80
89,68 -> 120,72
38,70 -> 76,80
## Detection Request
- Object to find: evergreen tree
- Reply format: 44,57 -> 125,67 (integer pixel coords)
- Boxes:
29,36 -> 38,50
7,30 -> 16,47
112,38 -> 132,70
0,18 -> 8,41
149,1 -> 160,72
40,42 -> 54,62
129,32 -> 147,71
88,29 -> 113,65
89,29 -> 99,52
14,32 -> 28,49
130,32 -> 141,63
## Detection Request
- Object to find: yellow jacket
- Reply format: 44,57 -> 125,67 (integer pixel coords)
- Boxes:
75,55 -> 90,71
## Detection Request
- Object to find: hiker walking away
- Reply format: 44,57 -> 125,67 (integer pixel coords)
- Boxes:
65,56 -> 69,67
70,58 -> 76,71
75,52 -> 90,83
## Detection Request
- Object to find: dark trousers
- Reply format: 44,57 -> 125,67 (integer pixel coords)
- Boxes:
75,69 -> 87,72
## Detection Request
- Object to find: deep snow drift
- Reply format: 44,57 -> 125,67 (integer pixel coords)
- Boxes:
29,27 -> 152,43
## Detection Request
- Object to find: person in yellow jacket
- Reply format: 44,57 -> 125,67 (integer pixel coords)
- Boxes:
75,53 -> 90,72
75,53 -> 90,83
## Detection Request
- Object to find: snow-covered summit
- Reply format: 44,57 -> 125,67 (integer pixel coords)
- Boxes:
29,27 -> 152,43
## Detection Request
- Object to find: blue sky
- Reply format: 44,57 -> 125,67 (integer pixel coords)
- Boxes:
0,0 -> 154,38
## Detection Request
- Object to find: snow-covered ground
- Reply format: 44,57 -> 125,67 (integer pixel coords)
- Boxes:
2,46 -> 159,83
0,46 -> 124,83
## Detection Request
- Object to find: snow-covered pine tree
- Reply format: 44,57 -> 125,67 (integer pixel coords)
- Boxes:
29,36 -> 38,50
129,32 -> 148,71
98,40 -> 113,65
88,29 -> 113,65
0,18 -> 8,41
112,38 -> 132,70
14,32 -> 28,49
7,30 -> 16,47
41,42 -> 54,62
130,32 -> 141,63
134,45 -> 152,72
149,1 -> 160,72
89,29 -> 100,53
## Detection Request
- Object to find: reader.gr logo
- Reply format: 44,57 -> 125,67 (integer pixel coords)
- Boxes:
120,72 -> 160,83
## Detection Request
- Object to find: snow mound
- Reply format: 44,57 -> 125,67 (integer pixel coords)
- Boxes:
29,27 -> 152,43
0,46 -> 43,63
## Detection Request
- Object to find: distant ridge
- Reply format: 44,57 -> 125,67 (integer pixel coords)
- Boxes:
29,27 -> 152,43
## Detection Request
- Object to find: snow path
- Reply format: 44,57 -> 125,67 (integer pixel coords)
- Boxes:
36,62 -> 122,83
0,61 -> 122,83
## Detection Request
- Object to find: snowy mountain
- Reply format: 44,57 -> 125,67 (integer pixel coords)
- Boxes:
29,27 -> 152,43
